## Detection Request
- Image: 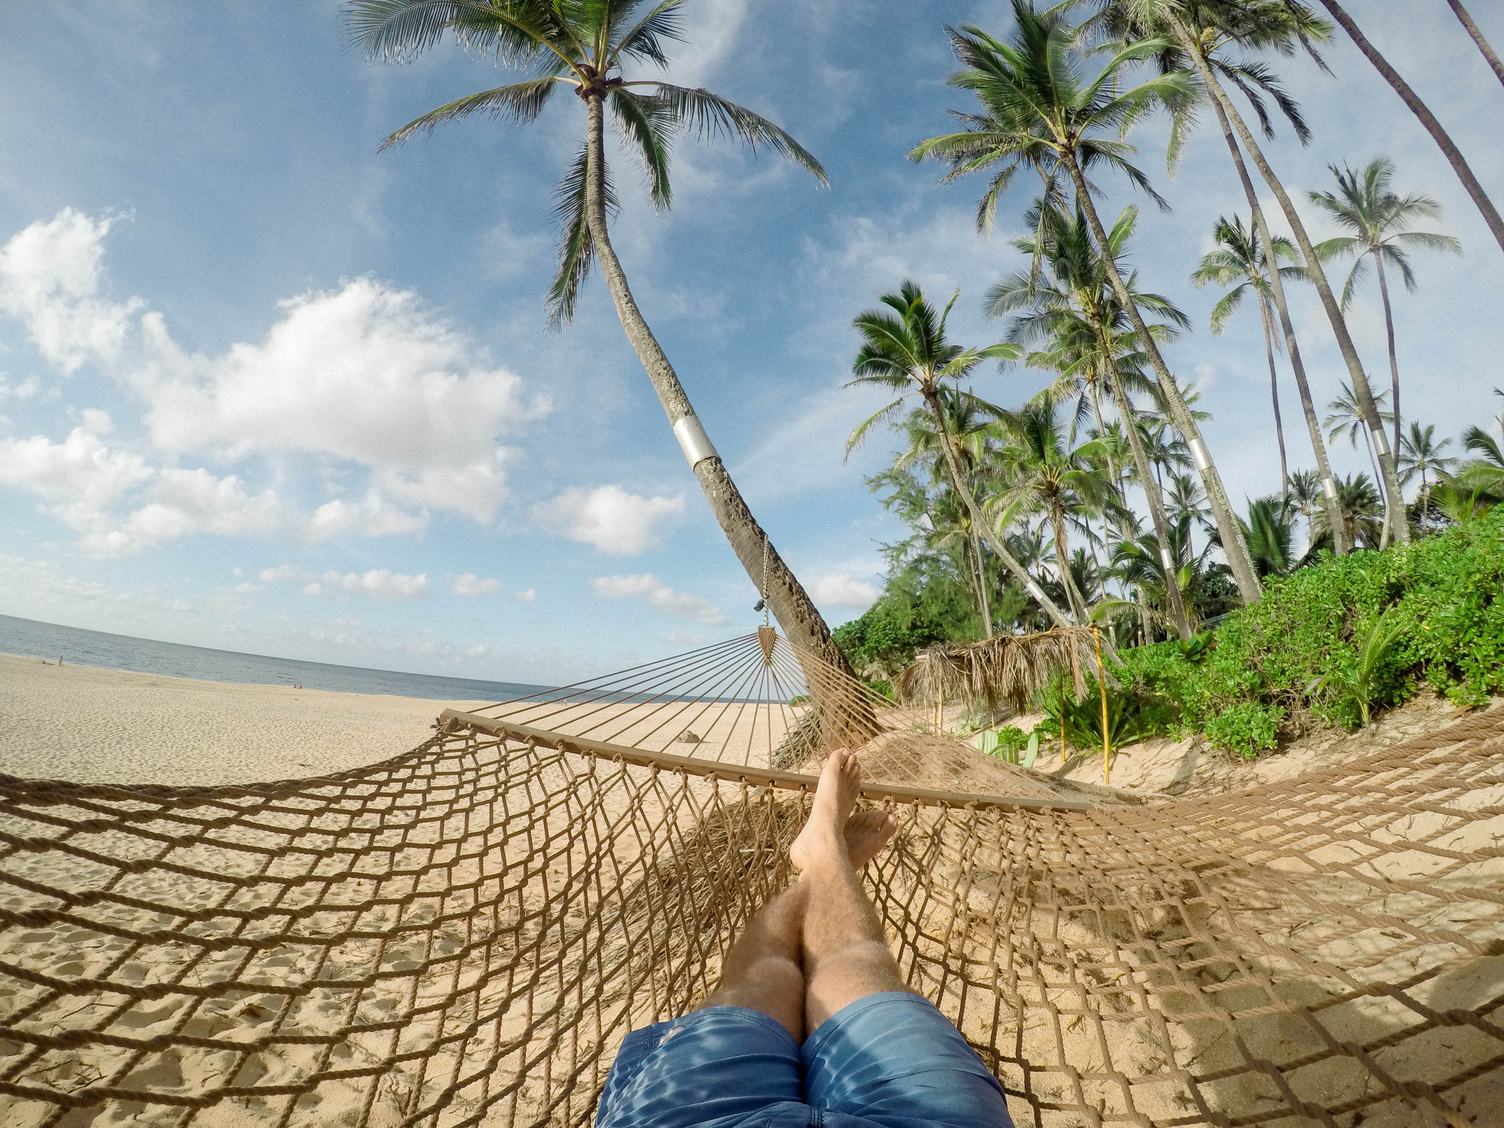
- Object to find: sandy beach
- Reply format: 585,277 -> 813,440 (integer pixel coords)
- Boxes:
0,652 -> 480,785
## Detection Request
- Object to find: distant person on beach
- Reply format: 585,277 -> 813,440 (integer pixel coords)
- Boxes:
594,747 -> 1012,1127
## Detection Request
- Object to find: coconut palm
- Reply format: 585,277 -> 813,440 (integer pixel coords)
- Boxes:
1310,159 -> 1462,456
1111,513 -> 1212,631
1311,473 -> 1387,551
910,0 -> 1265,606
1191,214 -> 1308,493
1446,1 -> 1504,88
1397,422 -> 1457,501
844,281 -> 1073,628
989,200 -> 1194,638
347,0 -> 842,666
1285,468 -> 1321,548
989,395 -> 1112,621
1433,426 -> 1504,520
1167,470 -> 1210,536
1238,495 -> 1296,577
1081,0 -> 1407,544
1072,0 -> 1364,552
1316,0 -> 1504,255
892,396 -> 1004,635
1326,382 -> 1394,487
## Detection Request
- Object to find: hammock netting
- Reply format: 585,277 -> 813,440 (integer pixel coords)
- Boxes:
1,628 -> 1501,1127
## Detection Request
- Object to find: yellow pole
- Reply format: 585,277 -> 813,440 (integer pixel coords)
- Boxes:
1059,680 -> 1067,766
1092,624 -> 1110,784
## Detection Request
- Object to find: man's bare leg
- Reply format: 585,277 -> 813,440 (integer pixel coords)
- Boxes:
791,749 -> 905,1033
698,880 -> 808,1038
701,805 -> 899,1039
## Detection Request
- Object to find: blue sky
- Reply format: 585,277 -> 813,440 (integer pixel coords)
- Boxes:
1,1 -> 1501,683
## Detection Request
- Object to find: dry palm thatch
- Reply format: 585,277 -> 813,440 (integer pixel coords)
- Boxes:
896,626 -> 1110,715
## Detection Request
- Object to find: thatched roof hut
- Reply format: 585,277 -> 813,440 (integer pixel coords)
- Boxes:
896,626 -> 1112,715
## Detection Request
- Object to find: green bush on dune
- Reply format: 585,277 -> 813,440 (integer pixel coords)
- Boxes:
1111,509 -> 1504,756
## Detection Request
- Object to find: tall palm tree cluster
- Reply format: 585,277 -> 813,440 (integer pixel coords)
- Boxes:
347,1 -> 1501,660
844,0 -> 1502,648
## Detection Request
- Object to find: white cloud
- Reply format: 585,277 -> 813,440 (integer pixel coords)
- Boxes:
82,467 -> 285,556
260,564 -> 429,600
808,571 -> 881,609
512,587 -> 537,603
534,484 -> 686,555
450,572 -> 501,597
592,573 -> 726,625
305,491 -> 427,540
0,419 -> 153,528
0,209 -> 141,373
135,278 -> 545,521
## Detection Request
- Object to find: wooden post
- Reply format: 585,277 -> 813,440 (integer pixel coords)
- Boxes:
1092,624 -> 1110,784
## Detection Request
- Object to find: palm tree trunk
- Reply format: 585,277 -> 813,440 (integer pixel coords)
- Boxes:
1259,301 -> 1291,496
1051,505 -> 1089,620
1176,24 -> 1408,547
1108,373 -> 1192,640
1098,354 -> 1193,641
1372,250 -> 1404,462
1199,91 -> 1347,554
968,522 -> 994,637
581,96 -> 856,687
1319,0 -> 1504,256
1060,152 -> 1263,606
1446,0 -> 1504,88
1361,428 -> 1382,491
922,390 -> 1075,628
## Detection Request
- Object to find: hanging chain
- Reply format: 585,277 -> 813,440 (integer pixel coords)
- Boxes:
760,537 -> 771,627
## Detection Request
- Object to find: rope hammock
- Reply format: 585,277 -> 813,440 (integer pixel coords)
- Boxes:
1,627 -> 1501,1127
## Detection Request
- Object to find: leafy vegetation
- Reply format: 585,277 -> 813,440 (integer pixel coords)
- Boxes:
1109,510 -> 1504,753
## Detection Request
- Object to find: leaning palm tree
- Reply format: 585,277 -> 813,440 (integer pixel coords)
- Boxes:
1072,0 -> 1362,552
893,396 -> 1003,635
347,1 -> 841,665
1191,214 -> 1308,494
1310,158 -> 1461,456
989,395 -> 1112,622
990,200 -> 1194,638
844,281 -> 1073,628
1316,0 -> 1504,255
1397,422 -> 1457,502
911,1 -> 1265,606
1445,0 -> 1504,88
1081,0 -> 1407,544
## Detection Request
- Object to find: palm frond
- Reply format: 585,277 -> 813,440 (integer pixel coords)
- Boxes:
379,77 -> 563,148
609,0 -> 685,68
346,0 -> 488,60
643,83 -> 829,185
609,87 -> 676,207
546,140 -> 617,326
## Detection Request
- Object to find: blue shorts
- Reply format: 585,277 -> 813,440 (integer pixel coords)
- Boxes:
594,991 -> 1012,1127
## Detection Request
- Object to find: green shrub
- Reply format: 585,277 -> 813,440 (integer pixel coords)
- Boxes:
1041,679 -> 1175,752
1109,510 -> 1503,758
1204,702 -> 1283,759
1307,608 -> 1408,727
990,725 -> 1032,756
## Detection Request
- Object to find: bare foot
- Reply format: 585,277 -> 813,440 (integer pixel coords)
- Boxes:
790,748 -> 862,871
844,809 -> 898,869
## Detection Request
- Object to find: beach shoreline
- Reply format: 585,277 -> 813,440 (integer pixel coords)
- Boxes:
0,652 -> 484,785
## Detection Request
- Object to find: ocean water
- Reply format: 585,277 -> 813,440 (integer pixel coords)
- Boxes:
0,613 -> 559,703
